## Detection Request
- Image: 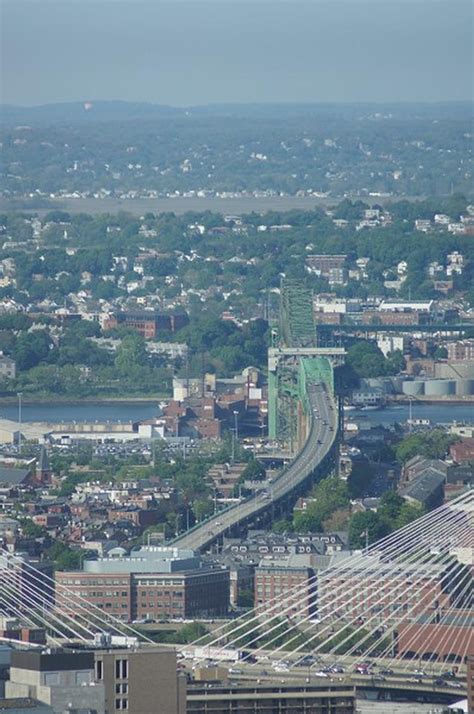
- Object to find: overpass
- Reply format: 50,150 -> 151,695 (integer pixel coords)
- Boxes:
173,380 -> 338,551
173,280 -> 344,551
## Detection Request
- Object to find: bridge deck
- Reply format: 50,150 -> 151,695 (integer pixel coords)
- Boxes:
173,383 -> 338,551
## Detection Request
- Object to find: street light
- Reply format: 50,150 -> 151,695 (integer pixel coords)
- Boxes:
233,410 -> 239,442
17,392 -> 22,454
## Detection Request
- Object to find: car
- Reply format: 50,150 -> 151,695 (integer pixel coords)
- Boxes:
354,665 -> 370,674
379,668 -> 393,676
228,667 -> 242,675
446,681 -> 462,688
371,674 -> 386,682
273,664 -> 290,672
298,656 -> 315,666
330,665 -> 344,674
414,669 -> 426,676
313,671 -> 329,677
440,670 -> 457,679
434,678 -> 447,686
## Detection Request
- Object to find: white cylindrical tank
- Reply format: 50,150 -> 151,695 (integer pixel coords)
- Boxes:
424,380 -> 456,396
402,380 -> 425,396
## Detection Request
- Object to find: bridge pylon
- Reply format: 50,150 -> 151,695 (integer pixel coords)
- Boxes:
268,279 -> 345,447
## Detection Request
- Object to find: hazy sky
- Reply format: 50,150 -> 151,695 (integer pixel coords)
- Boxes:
1,0 -> 473,106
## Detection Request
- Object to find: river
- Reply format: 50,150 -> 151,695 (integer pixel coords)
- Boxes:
0,401 -> 472,426
0,194 -> 401,217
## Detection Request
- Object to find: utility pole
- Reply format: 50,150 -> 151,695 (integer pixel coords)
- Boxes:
17,392 -> 22,454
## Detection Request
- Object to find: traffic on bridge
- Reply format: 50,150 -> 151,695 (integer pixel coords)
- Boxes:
173,381 -> 338,551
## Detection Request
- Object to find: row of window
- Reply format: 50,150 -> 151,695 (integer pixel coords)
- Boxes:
59,579 -> 129,586
139,602 -> 183,609
134,590 -> 183,596
135,578 -> 183,586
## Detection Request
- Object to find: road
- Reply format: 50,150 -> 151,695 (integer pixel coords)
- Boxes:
173,382 -> 338,551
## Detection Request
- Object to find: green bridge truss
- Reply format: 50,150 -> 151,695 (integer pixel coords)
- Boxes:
268,279 -> 339,446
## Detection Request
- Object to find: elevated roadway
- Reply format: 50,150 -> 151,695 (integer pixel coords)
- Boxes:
173,382 -> 338,552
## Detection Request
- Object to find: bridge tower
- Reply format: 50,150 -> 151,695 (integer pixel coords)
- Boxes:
268,279 -> 345,450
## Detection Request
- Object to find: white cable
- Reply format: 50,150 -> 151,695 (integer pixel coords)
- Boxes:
268,538 -> 470,666
192,489 -> 473,653
0,594 -> 61,647
0,576 -> 83,643
209,500 -> 472,656
0,548 -> 156,645
346,558 -> 474,671
0,556 -> 98,639
198,489 -> 473,651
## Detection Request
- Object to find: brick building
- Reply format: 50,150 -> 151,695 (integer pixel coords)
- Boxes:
55,546 -> 229,621
397,609 -> 473,663
445,339 -> 474,361
254,554 -> 318,619
318,555 -> 455,625
103,311 -> 188,339
450,439 -> 474,465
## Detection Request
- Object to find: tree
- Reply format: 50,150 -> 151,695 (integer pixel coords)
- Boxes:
240,458 -> 266,482
114,334 -> 148,375
395,430 -> 458,463
346,341 -> 388,379
348,511 -> 390,548
293,477 -> 349,532
193,499 -> 213,522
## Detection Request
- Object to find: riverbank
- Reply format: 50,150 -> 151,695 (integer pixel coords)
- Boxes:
390,395 -> 474,405
0,395 -> 168,406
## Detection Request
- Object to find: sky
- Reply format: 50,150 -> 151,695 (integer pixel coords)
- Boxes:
1,0 -> 473,106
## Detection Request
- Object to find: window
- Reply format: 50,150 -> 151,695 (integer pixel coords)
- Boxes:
95,660 -> 103,680
116,683 -> 128,694
115,658 -> 128,679
115,698 -> 128,710
44,672 -> 60,686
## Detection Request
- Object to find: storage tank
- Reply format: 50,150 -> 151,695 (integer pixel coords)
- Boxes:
424,380 -> 456,396
402,380 -> 425,396
455,379 -> 474,396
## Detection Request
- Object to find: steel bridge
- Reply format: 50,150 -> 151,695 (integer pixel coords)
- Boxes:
169,280 -> 345,550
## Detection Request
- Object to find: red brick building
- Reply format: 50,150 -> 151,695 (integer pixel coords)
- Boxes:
397,610 -> 473,663
254,556 -> 317,619
103,311 -> 188,339
318,557 -> 452,625
450,439 -> 474,465
56,567 -> 230,621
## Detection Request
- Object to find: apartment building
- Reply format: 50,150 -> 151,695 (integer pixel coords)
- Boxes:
55,547 -> 230,621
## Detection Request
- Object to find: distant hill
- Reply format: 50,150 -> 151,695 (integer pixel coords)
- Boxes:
1,100 -> 472,127
0,100 -> 183,126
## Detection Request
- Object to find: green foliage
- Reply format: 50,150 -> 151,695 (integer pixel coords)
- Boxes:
19,520 -> 46,538
395,430 -> 458,463
45,542 -> 83,571
240,458 -> 266,482
348,511 -> 391,548
347,462 -> 375,498
346,341 -> 390,379
293,477 -> 349,532
349,490 -> 425,547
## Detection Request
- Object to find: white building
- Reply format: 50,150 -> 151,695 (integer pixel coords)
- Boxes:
377,335 -> 406,357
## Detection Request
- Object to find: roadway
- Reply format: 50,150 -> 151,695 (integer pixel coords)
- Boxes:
173,382 -> 338,551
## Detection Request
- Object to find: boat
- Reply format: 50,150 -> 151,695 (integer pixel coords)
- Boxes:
343,405 -> 356,412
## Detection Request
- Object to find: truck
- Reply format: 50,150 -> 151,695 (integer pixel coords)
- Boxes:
182,646 -> 240,663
